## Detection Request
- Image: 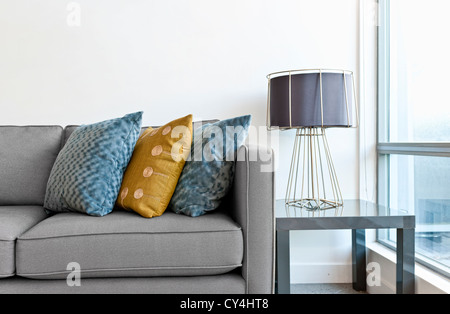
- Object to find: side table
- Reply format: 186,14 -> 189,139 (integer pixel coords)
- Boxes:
275,199 -> 416,294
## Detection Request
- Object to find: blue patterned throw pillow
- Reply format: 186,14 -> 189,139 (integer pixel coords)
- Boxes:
44,112 -> 143,217
169,115 -> 252,217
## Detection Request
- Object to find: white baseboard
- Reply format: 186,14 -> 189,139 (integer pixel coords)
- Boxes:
367,242 -> 450,294
290,261 -> 397,293
290,263 -> 352,284
290,244 -> 450,293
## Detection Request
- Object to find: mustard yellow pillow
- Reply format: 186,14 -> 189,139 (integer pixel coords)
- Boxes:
116,114 -> 193,218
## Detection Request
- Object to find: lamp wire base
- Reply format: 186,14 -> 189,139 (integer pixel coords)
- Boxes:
285,128 -> 343,211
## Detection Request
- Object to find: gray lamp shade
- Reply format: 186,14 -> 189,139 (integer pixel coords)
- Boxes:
267,69 -> 356,129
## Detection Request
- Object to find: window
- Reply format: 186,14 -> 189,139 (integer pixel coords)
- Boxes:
377,0 -> 450,277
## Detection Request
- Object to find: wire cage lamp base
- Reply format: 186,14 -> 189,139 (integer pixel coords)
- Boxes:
285,128 -> 343,211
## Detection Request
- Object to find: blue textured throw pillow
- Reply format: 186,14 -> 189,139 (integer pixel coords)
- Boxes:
169,115 -> 252,217
44,112 -> 143,217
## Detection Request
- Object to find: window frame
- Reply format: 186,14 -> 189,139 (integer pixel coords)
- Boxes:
377,0 -> 450,278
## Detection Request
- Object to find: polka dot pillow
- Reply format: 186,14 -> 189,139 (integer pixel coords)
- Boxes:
116,114 -> 193,218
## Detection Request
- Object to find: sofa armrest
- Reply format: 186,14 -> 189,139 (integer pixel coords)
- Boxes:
230,144 -> 275,294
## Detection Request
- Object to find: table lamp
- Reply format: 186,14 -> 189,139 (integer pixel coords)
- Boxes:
267,69 -> 358,211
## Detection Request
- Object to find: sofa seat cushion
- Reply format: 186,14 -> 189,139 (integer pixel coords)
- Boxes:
0,206 -> 48,278
0,126 -> 63,206
16,210 -> 243,280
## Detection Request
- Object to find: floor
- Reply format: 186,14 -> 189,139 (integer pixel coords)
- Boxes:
291,283 -> 367,294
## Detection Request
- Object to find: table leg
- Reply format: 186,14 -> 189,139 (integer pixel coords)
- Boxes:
397,228 -> 415,294
276,230 -> 290,294
352,229 -> 366,292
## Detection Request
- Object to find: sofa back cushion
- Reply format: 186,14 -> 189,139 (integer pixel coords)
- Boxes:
0,126 -> 63,205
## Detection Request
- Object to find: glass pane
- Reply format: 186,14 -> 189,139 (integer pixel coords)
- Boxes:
384,154 -> 450,270
388,0 -> 450,142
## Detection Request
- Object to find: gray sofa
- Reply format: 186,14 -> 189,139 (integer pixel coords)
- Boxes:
0,124 -> 275,294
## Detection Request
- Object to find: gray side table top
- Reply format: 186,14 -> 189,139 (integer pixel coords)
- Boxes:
275,199 -> 415,231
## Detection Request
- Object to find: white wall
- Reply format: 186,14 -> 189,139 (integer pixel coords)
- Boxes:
0,0 -> 360,284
